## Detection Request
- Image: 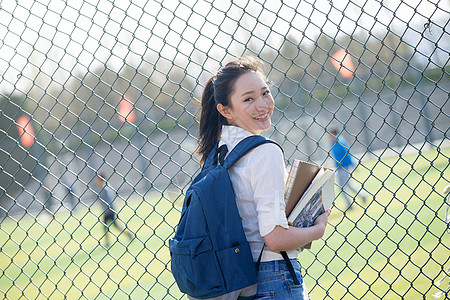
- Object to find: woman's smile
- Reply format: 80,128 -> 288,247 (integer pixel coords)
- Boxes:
254,112 -> 270,121
220,71 -> 275,135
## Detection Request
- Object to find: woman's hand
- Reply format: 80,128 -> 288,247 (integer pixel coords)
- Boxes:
314,209 -> 331,238
263,209 -> 332,252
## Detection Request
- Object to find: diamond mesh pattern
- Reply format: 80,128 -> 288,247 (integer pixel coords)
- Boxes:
0,0 -> 449,299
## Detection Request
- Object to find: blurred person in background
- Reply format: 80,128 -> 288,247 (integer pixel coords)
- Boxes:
327,127 -> 368,210
62,176 -> 77,212
95,172 -> 134,248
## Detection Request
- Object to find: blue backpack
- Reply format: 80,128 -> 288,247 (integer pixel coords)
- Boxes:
169,135 -> 277,299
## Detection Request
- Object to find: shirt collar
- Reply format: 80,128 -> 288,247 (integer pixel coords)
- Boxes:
220,125 -> 254,143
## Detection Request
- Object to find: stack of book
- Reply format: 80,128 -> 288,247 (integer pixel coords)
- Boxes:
285,160 -> 336,249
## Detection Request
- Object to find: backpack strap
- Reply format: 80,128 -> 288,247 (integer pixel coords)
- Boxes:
203,144 -> 219,168
204,135 -> 282,170
223,135 -> 281,169
281,251 -> 301,285
214,144 -> 229,166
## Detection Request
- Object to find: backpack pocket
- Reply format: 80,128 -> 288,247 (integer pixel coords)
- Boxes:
169,236 -> 224,298
216,241 -> 258,291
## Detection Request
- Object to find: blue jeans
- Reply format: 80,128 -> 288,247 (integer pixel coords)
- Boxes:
254,259 -> 309,300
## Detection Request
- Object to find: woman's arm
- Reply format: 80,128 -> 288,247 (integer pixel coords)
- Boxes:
248,143 -> 332,251
263,209 -> 331,252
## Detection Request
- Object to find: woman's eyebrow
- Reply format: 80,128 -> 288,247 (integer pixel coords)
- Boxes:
240,87 -> 268,97
241,90 -> 254,97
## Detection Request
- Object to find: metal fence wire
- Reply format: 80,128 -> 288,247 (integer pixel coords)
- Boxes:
0,0 -> 449,299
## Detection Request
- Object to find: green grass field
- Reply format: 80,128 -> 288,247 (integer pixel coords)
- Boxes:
0,146 -> 449,299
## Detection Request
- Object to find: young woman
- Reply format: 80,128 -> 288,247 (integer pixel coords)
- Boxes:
197,56 -> 331,299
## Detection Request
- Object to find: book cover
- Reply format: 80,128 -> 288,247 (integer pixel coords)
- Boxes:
285,160 -> 335,249
285,160 -> 321,217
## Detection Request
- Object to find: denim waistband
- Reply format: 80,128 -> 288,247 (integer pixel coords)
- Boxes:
257,259 -> 301,272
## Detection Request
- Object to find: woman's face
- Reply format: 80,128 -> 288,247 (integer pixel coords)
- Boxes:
219,71 -> 274,135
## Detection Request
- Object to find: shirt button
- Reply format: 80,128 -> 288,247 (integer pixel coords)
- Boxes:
235,248 -> 240,254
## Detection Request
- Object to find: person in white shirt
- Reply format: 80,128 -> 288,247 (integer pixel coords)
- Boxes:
195,56 -> 331,300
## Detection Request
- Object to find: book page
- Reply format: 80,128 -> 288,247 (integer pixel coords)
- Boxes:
287,168 -> 335,224
285,159 -> 300,204
321,171 -> 335,210
290,189 -> 324,228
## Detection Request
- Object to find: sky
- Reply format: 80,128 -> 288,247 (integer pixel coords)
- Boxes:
0,0 -> 448,95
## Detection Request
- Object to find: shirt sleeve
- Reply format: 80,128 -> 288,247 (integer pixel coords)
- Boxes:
248,143 -> 289,237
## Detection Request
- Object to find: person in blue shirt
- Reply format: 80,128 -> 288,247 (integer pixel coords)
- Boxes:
328,127 -> 368,210
95,173 -> 133,247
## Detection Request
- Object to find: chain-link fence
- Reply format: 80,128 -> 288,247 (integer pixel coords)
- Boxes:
1,0 -> 449,299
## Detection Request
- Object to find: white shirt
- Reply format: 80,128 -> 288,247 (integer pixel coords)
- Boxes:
219,125 -> 299,262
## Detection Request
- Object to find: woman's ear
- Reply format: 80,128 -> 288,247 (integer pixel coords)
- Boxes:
217,103 -> 232,120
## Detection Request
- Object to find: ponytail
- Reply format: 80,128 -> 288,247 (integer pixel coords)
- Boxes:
197,56 -> 267,163
198,77 -> 227,163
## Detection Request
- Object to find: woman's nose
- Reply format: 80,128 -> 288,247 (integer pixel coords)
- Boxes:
256,96 -> 266,107
256,95 -> 272,109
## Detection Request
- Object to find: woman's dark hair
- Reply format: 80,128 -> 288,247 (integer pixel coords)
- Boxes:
197,56 -> 266,163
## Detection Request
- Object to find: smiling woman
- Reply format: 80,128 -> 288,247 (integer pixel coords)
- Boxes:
216,71 -> 274,135
184,56 -> 332,300
197,56 -> 271,163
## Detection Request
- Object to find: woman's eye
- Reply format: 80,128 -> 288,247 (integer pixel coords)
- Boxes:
244,97 -> 253,102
